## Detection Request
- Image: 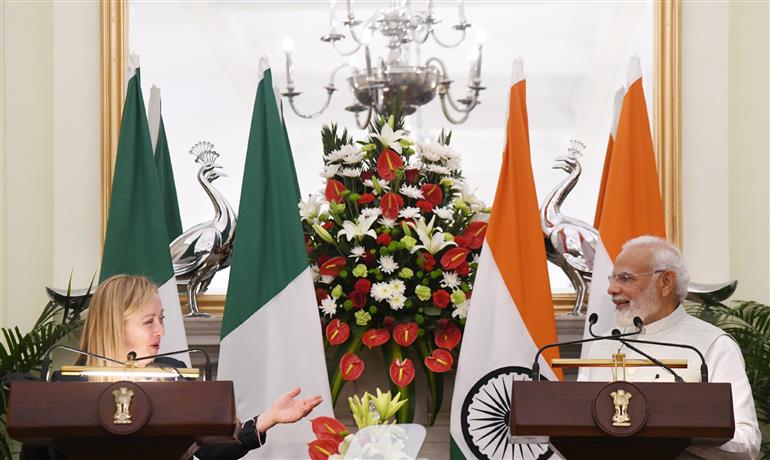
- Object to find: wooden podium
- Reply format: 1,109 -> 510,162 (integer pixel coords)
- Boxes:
509,381 -> 735,460
7,380 -> 237,460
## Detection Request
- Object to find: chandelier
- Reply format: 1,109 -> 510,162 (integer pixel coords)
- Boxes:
281,0 -> 486,127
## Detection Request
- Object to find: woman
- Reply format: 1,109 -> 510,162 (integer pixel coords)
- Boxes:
23,274 -> 322,460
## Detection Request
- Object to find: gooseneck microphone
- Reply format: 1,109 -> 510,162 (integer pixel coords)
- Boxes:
608,319 -> 710,383
595,327 -> 684,383
131,348 -> 213,382
530,313 -> 643,381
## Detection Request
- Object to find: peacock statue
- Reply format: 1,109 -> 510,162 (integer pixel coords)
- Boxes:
170,141 -> 237,317
540,141 -> 600,315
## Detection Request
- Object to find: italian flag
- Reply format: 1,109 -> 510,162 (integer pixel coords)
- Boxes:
582,57 -> 666,357
217,58 -> 332,458
450,58 -> 561,459
100,57 -> 189,364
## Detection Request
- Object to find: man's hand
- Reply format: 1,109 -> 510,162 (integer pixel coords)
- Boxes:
256,387 -> 323,433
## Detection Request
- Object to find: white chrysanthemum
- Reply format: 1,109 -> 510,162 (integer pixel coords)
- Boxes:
310,264 -> 320,282
452,300 -> 469,319
388,293 -> 406,311
390,279 -> 406,295
398,207 -> 421,220
445,157 -> 462,171
325,148 -> 348,163
361,207 -> 383,218
339,166 -> 363,177
363,179 -> 391,193
378,255 -> 399,274
425,164 -> 451,175
472,253 -> 481,265
371,282 -> 393,301
349,246 -> 366,261
417,143 -> 444,162
378,217 -> 397,228
433,206 -> 454,220
298,194 -> 324,222
319,297 -> 337,316
442,145 -> 460,160
399,184 -> 423,200
321,164 -> 340,178
440,271 -> 461,289
343,151 -> 365,164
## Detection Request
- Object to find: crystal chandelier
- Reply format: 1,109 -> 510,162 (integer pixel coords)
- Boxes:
281,0 -> 486,127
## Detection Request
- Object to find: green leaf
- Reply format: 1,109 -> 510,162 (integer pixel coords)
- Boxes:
416,337 -> 444,425
328,328 -> 364,406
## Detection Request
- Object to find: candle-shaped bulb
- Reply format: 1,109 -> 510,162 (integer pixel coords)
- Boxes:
457,0 -> 466,23
475,28 -> 487,45
282,37 -> 294,53
283,38 -> 295,87
361,28 -> 373,45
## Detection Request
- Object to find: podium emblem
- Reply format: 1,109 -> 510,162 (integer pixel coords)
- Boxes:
112,387 -> 135,425
610,389 -> 632,427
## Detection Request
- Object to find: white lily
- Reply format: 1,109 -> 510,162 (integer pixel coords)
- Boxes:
409,216 -> 455,255
337,214 -> 378,242
453,180 -> 484,209
376,122 -> 407,154
298,194 -> 324,222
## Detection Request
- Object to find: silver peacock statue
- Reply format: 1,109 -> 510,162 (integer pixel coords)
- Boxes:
170,141 -> 237,317
540,141 -> 599,315
540,140 -> 738,315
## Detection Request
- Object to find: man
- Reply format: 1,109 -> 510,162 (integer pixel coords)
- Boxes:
579,236 -> 761,460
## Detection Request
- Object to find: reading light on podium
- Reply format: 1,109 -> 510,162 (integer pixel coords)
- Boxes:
59,366 -> 200,380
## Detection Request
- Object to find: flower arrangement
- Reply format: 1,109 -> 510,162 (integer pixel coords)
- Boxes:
300,112 -> 489,423
308,389 -> 410,460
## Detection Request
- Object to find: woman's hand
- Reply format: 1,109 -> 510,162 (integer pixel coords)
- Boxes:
256,387 -> 323,433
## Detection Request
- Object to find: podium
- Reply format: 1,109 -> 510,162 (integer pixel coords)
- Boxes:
7,380 -> 237,460
509,381 -> 735,460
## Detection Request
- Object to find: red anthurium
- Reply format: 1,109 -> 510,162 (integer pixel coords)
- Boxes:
361,328 -> 390,349
340,352 -> 365,381
357,193 -> 375,205
380,192 -> 404,219
420,183 -> 443,205
311,416 -> 349,443
389,358 -> 416,386
325,319 -> 350,346
462,221 -> 488,250
319,256 -> 347,276
324,179 -> 346,203
424,348 -> 454,373
376,148 -> 403,181
441,247 -> 470,270
415,199 -> 434,213
454,234 -> 471,248
308,438 -> 340,460
393,322 -> 419,347
435,319 -> 462,350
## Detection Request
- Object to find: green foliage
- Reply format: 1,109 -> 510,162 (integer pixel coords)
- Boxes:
689,300 -> 770,457
321,123 -> 354,155
0,289 -> 90,458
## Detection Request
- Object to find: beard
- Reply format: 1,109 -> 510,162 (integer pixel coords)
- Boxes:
615,282 -> 659,327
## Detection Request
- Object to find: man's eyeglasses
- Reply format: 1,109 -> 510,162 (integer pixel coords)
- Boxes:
607,270 -> 664,285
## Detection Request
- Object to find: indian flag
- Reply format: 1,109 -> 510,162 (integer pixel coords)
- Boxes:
450,58 -> 561,459
100,56 -> 189,364
581,57 -> 666,357
217,57 -> 332,458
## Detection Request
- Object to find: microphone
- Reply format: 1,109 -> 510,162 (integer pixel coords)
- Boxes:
530,313 -> 643,381
41,345 -> 125,382
609,319 -> 710,383
130,348 -> 213,381
609,328 -> 684,383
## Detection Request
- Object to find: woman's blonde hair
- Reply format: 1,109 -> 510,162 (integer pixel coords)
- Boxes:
80,274 -> 158,367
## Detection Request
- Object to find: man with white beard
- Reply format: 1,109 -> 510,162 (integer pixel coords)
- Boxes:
579,236 -> 761,460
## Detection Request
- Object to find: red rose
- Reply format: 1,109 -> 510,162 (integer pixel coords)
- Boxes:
357,193 -> 375,205
325,319 -> 350,346
354,278 -> 372,293
322,220 -> 334,230
315,288 -> 329,303
404,168 -> 420,184
324,179 -> 346,203
376,148 -> 403,181
432,289 -> 451,309
362,251 -> 376,266
424,348 -> 454,373
377,233 -> 392,245
317,254 -> 332,266
461,221 -> 488,250
383,315 -> 396,329
361,328 -> 390,349
360,170 -> 373,181
308,439 -> 339,460
348,290 -> 366,309
420,184 -> 443,205
389,358 -> 416,386
456,261 -> 470,276
319,256 -> 347,276
441,247 -> 470,271
380,192 -> 404,219
416,199 -> 434,213
419,252 -> 436,271
393,322 -> 419,347
435,319 -> 462,350
340,352 -> 365,381
311,416 -> 349,444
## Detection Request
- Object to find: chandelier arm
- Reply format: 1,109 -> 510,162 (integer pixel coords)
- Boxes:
424,57 -> 450,79
332,40 -> 363,56
285,88 -> 337,119
410,21 -> 432,45
438,94 -> 472,125
354,106 -> 374,130
430,27 -> 468,49
443,85 -> 480,114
